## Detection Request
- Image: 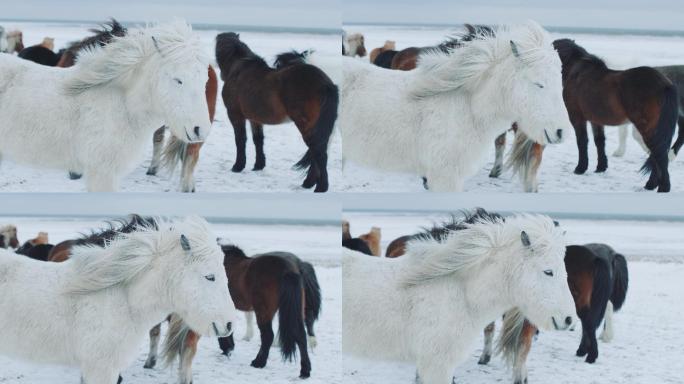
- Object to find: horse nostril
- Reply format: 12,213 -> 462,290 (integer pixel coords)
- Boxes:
557,129 -> 563,139
565,316 -> 573,326
194,126 -> 200,137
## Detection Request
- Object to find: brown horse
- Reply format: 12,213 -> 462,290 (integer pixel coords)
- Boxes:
342,220 -> 381,256
159,244 -> 321,381
390,24 -> 492,71
479,243 -> 629,384
0,224 -> 19,249
56,19 -> 216,192
215,32 -> 338,192
15,232 -> 53,262
369,40 -> 395,63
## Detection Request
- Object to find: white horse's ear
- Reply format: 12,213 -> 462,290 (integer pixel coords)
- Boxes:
180,234 -> 191,251
510,40 -> 521,58
521,231 -> 531,247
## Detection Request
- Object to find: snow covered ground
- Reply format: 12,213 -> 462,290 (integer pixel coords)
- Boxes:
0,216 -> 341,384
342,211 -> 684,383
0,21 -> 341,192
341,25 -> 684,192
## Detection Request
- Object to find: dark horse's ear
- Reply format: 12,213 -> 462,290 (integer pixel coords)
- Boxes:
521,231 -> 531,247
180,234 -> 191,251
236,33 -> 240,39
510,40 -> 521,58
553,220 -> 560,227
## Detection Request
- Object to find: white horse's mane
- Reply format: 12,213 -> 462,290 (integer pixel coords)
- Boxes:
409,20 -> 554,99
401,213 -> 560,286
63,20 -> 207,95
65,215 -> 215,294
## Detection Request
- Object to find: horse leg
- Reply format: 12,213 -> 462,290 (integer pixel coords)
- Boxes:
81,365 -> 119,384
178,330 -> 200,384
217,333 -> 235,357
670,115 -> 684,160
585,321 -> 599,364
573,119 -> 589,174
525,143 -> 544,193
599,301 -> 614,342
143,323 -> 162,369
147,127 -> 166,176
251,319 -> 275,368
576,313 -> 590,357
296,323 -> 312,378
489,132 -> 507,178
513,322 -> 537,384
250,121 -> 266,171
656,151 -> 671,192
477,322 -> 495,365
305,308 -> 317,349
243,311 -> 255,341
415,357 -> 454,384
313,151 -> 329,193
227,111 -> 247,173
180,143 -> 201,193
592,123 -> 608,172
613,124 -> 628,157
85,173 -> 117,192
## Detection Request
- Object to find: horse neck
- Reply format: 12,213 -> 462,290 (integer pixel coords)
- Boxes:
121,267 -> 174,331
122,71 -> 165,133
467,72 -> 518,139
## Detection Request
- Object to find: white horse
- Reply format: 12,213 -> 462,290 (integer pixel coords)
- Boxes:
343,211 -> 575,384
0,21 -> 211,191
0,215 -> 236,383
340,21 -> 570,192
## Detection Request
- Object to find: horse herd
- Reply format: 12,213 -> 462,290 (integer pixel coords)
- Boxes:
0,216 -> 322,383
343,209 -> 629,384
0,19 -> 338,192
342,21 -> 684,192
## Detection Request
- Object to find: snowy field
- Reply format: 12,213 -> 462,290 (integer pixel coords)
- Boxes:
341,24 -> 684,192
0,21 -> 341,192
342,211 -> 684,383
0,216 -> 341,384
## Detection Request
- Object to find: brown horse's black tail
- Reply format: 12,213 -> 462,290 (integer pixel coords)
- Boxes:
300,261 -> 322,323
293,83 -> 339,191
611,253 -> 629,312
278,271 -> 307,361
641,84 -> 678,174
589,258 -> 613,326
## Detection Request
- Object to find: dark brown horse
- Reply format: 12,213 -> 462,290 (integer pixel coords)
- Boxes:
215,32 -> 338,192
479,243 -> 628,384
390,24 -> 492,71
15,232 -> 52,261
160,244 -> 321,380
56,19 -> 217,192
342,220 -> 381,256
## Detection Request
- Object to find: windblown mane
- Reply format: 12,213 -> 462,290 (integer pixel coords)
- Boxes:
401,210 -> 561,286
409,21 -> 554,99
552,38 -> 608,70
65,215 -> 215,294
273,49 -> 312,69
72,214 -> 158,247
63,19 -> 127,61
215,32 -> 270,76
64,20 -> 206,95
410,208 -> 503,243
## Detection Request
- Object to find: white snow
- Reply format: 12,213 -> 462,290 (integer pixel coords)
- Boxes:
342,211 -> 684,383
0,217 -> 340,384
341,25 -> 684,192
0,21 -> 341,192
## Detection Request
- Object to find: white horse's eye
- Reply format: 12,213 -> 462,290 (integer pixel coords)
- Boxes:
543,270 -> 554,277
205,274 -> 215,282
174,78 -> 183,85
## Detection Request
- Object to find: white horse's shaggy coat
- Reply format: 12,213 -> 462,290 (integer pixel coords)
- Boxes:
0,21 -> 211,191
343,214 -> 575,384
0,216 -> 236,384
340,21 -> 571,191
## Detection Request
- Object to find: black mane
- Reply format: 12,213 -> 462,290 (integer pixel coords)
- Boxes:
66,19 -> 127,55
411,208 -> 503,243
73,214 -> 157,247
273,49 -> 312,69
215,32 -> 270,76
553,38 -> 607,69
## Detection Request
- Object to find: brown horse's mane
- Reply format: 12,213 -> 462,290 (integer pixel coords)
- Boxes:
73,214 -> 157,247
411,208 -> 503,243
215,32 -> 271,76
553,38 -> 608,70
220,243 -> 250,263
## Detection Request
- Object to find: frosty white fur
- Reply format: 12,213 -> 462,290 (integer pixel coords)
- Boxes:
0,21 -> 211,191
342,214 -> 575,384
339,21 -> 571,191
0,216 -> 236,384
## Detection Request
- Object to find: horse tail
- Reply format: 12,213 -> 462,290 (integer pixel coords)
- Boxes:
495,307 -> 526,366
640,84 -> 678,174
590,257 -> 613,325
161,314 -> 192,368
300,261 -> 322,322
610,253 -> 629,312
293,83 -> 339,171
160,135 -> 187,175
278,271 -> 307,362
505,131 -> 537,183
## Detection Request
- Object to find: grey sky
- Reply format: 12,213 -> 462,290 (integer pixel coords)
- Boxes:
1,0 -> 340,29
344,0 -> 684,31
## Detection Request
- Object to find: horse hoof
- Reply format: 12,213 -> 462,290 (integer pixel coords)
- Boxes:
251,359 -> 267,368
302,179 -> 316,189
573,166 -> 587,175
595,166 -> 607,173
644,181 -> 658,191
143,357 -> 156,369
657,185 -> 671,193
69,172 -> 83,180
489,166 -> 502,178
231,163 -> 246,173
576,349 -> 587,357
314,184 -> 328,193
146,167 -> 157,176
253,159 -> 266,171
422,177 -> 429,190
585,356 -> 597,364
117,375 -> 123,384
478,354 -> 491,365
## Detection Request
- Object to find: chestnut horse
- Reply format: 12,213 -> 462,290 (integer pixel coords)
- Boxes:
369,40 -> 395,63
159,244 -> 321,381
479,243 -> 628,384
56,19 -> 217,192
215,32 -> 338,192
342,220 -> 381,256
15,232 -> 52,261
390,24 -> 492,71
